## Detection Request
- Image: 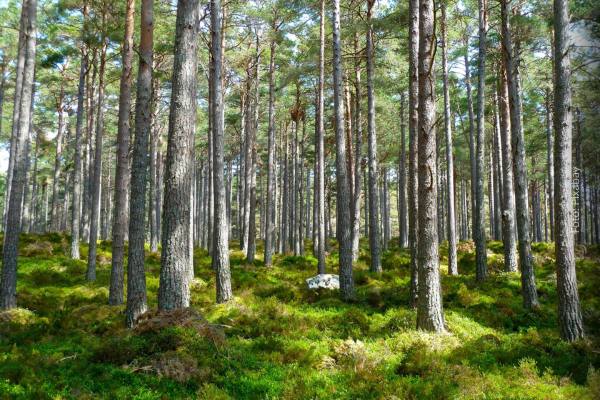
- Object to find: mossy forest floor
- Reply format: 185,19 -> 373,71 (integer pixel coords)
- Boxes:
0,233 -> 599,399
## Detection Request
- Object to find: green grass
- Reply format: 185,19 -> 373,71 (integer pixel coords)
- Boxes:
0,234 -> 599,399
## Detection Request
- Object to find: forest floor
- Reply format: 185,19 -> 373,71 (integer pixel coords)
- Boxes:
0,233 -> 599,399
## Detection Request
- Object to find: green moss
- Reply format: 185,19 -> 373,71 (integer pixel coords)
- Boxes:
0,233 -> 596,399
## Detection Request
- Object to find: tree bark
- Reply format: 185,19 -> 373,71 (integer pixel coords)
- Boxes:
545,91 -> 554,241
211,0 -> 233,303
125,0 -> 152,327
159,0 -> 200,310
501,0 -> 538,308
416,0 -> 445,332
463,35 -> 476,243
498,65 -> 518,273
110,0 -> 135,306
86,34 -> 108,282
553,0 -> 584,341
366,0 -> 381,274
0,0 -> 36,309
316,0 -> 326,274
398,93 -> 408,248
70,6 -> 88,260
351,33 -> 363,261
441,3 -> 457,275
408,0 -> 419,307
247,46 -> 259,263
474,0 -> 488,282
50,81 -> 66,231
332,0 -> 354,299
492,100 -> 503,241
264,19 -> 278,267
2,1 -> 28,232
149,79 -> 160,252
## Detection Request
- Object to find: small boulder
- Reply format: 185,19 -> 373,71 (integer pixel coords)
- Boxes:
306,274 -> 340,290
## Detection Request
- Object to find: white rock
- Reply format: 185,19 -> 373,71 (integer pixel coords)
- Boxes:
306,274 -> 340,290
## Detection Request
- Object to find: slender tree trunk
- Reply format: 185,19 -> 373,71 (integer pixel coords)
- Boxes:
316,0 -> 326,274
575,110 -> 585,244
149,80 -> 160,252
2,2 -> 28,232
332,0 -> 354,299
366,0 -> 381,274
351,34 -> 363,261
0,0 -> 36,309
159,0 -> 200,310
247,54 -> 259,263
125,0 -> 152,326
26,124 -> 39,234
416,0 -> 445,332
553,0 -> 584,340
70,6 -> 88,260
383,168 -> 391,249
408,0 -> 420,307
264,22 -> 277,266
463,36 -> 476,244
211,0 -> 233,303
492,100 -> 503,240
545,93 -> 554,242
398,93 -> 408,248
241,76 -> 253,256
501,0 -> 538,308
0,58 -> 6,167
498,65 -> 518,273
50,83 -> 66,231
86,35 -> 108,282
474,0 -> 488,282
110,0 -> 135,305
82,51 -> 97,242
441,3 -> 457,275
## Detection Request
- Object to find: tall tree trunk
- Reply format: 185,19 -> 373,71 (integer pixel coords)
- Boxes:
474,0 -> 488,282
26,122 -> 39,234
545,92 -> 554,241
241,76 -> 252,255
2,1 -> 28,232
86,35 -> 108,282
110,0 -> 135,306
498,65 -> 518,273
366,0 -> 381,274
463,35 -> 476,243
126,0 -> 152,327
398,93 -> 408,248
416,0 -> 445,332
264,20 -> 278,267
0,0 -> 36,309
316,0 -> 326,274
149,79 -> 160,252
0,58 -> 6,166
441,2 -> 457,275
492,99 -> 503,240
82,51 -> 98,242
50,82 -> 66,231
211,0 -> 233,303
159,0 -> 199,310
351,34 -> 363,262
408,0 -> 419,307
70,6 -> 88,260
382,168 -> 390,249
501,0 -> 538,308
247,51 -> 259,263
332,0 -> 354,299
575,110 -> 585,244
553,0 -> 584,340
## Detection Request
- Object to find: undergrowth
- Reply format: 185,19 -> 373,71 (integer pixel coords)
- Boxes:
0,234 -> 598,399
